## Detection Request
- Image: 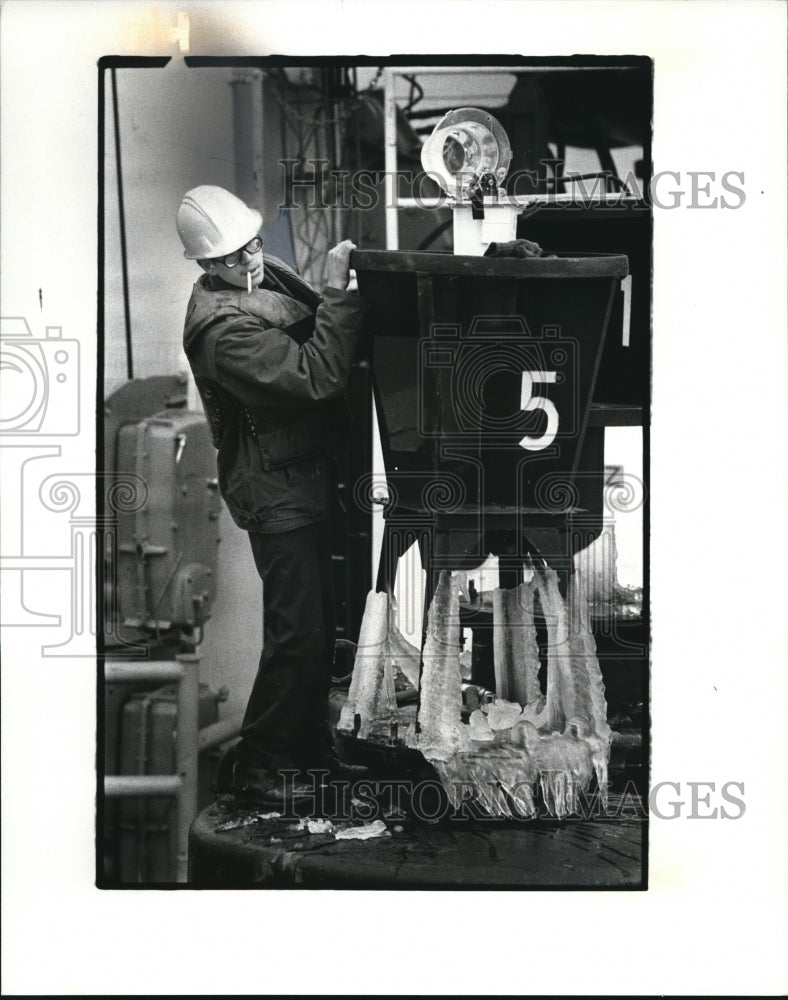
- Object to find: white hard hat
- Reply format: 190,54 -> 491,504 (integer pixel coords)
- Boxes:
176,185 -> 263,260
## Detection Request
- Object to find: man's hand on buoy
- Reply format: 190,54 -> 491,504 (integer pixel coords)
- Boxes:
325,239 -> 357,290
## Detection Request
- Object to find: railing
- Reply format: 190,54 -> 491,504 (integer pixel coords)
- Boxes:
103,654 -> 242,883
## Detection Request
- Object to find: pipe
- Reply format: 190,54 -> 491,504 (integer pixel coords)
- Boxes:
383,68 -> 398,251
230,69 -> 265,214
174,653 -> 200,883
110,67 -> 133,380
621,275 -> 632,347
104,656 -> 200,882
105,661 -> 184,684
105,775 -> 182,797
134,695 -> 152,881
198,715 -> 243,753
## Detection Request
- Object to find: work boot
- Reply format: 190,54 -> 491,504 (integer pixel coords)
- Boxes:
308,744 -> 369,780
231,760 -> 317,807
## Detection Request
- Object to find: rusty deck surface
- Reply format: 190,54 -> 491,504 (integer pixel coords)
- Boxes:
189,792 -> 646,889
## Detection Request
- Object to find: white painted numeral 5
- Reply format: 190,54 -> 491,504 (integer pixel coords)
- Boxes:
519,371 -> 558,451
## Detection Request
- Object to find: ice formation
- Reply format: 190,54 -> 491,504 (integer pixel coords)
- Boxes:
341,564 -> 612,819
385,618 -> 422,689
338,591 -> 421,743
334,820 -> 390,841
337,591 -> 398,739
416,570 -> 471,759
492,580 -> 541,706
293,817 -> 334,835
482,699 -> 524,731
468,708 -> 495,742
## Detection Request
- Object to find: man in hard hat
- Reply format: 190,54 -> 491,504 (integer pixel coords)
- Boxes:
177,185 -> 366,806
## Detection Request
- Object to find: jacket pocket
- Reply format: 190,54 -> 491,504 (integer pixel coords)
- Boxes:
257,419 -> 335,470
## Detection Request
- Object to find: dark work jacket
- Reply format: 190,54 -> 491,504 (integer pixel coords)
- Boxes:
182,255 -> 364,532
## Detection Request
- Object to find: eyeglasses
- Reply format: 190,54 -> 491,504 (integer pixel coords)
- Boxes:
221,237 -> 262,268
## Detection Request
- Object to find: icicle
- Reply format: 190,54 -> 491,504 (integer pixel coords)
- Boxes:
385,598 -> 422,689
566,571 -> 613,747
417,571 -> 470,759
499,775 -> 537,819
341,561 -> 613,822
492,580 -> 541,706
521,565 -> 569,733
338,591 -> 396,737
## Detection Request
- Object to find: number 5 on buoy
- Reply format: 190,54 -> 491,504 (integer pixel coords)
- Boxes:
519,371 -> 558,451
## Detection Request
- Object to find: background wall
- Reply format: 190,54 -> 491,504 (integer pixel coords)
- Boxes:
103,64 -> 260,719
104,64 -> 236,394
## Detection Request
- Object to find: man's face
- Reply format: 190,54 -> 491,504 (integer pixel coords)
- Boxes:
206,236 -> 264,289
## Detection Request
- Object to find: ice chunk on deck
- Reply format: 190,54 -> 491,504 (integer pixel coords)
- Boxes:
468,708 -> 495,742
335,819 -> 390,841
482,699 -> 523,731
293,817 -> 334,835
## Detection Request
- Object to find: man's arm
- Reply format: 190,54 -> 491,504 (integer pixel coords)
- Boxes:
213,241 -> 363,408
213,287 -> 363,406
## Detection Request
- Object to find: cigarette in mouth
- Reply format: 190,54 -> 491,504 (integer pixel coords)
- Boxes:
247,272 -> 252,295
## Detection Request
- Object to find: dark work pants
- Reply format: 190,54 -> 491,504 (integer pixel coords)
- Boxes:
239,519 -> 336,768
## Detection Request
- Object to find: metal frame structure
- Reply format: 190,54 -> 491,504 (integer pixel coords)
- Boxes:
103,654 -> 241,883
381,66 -> 641,251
